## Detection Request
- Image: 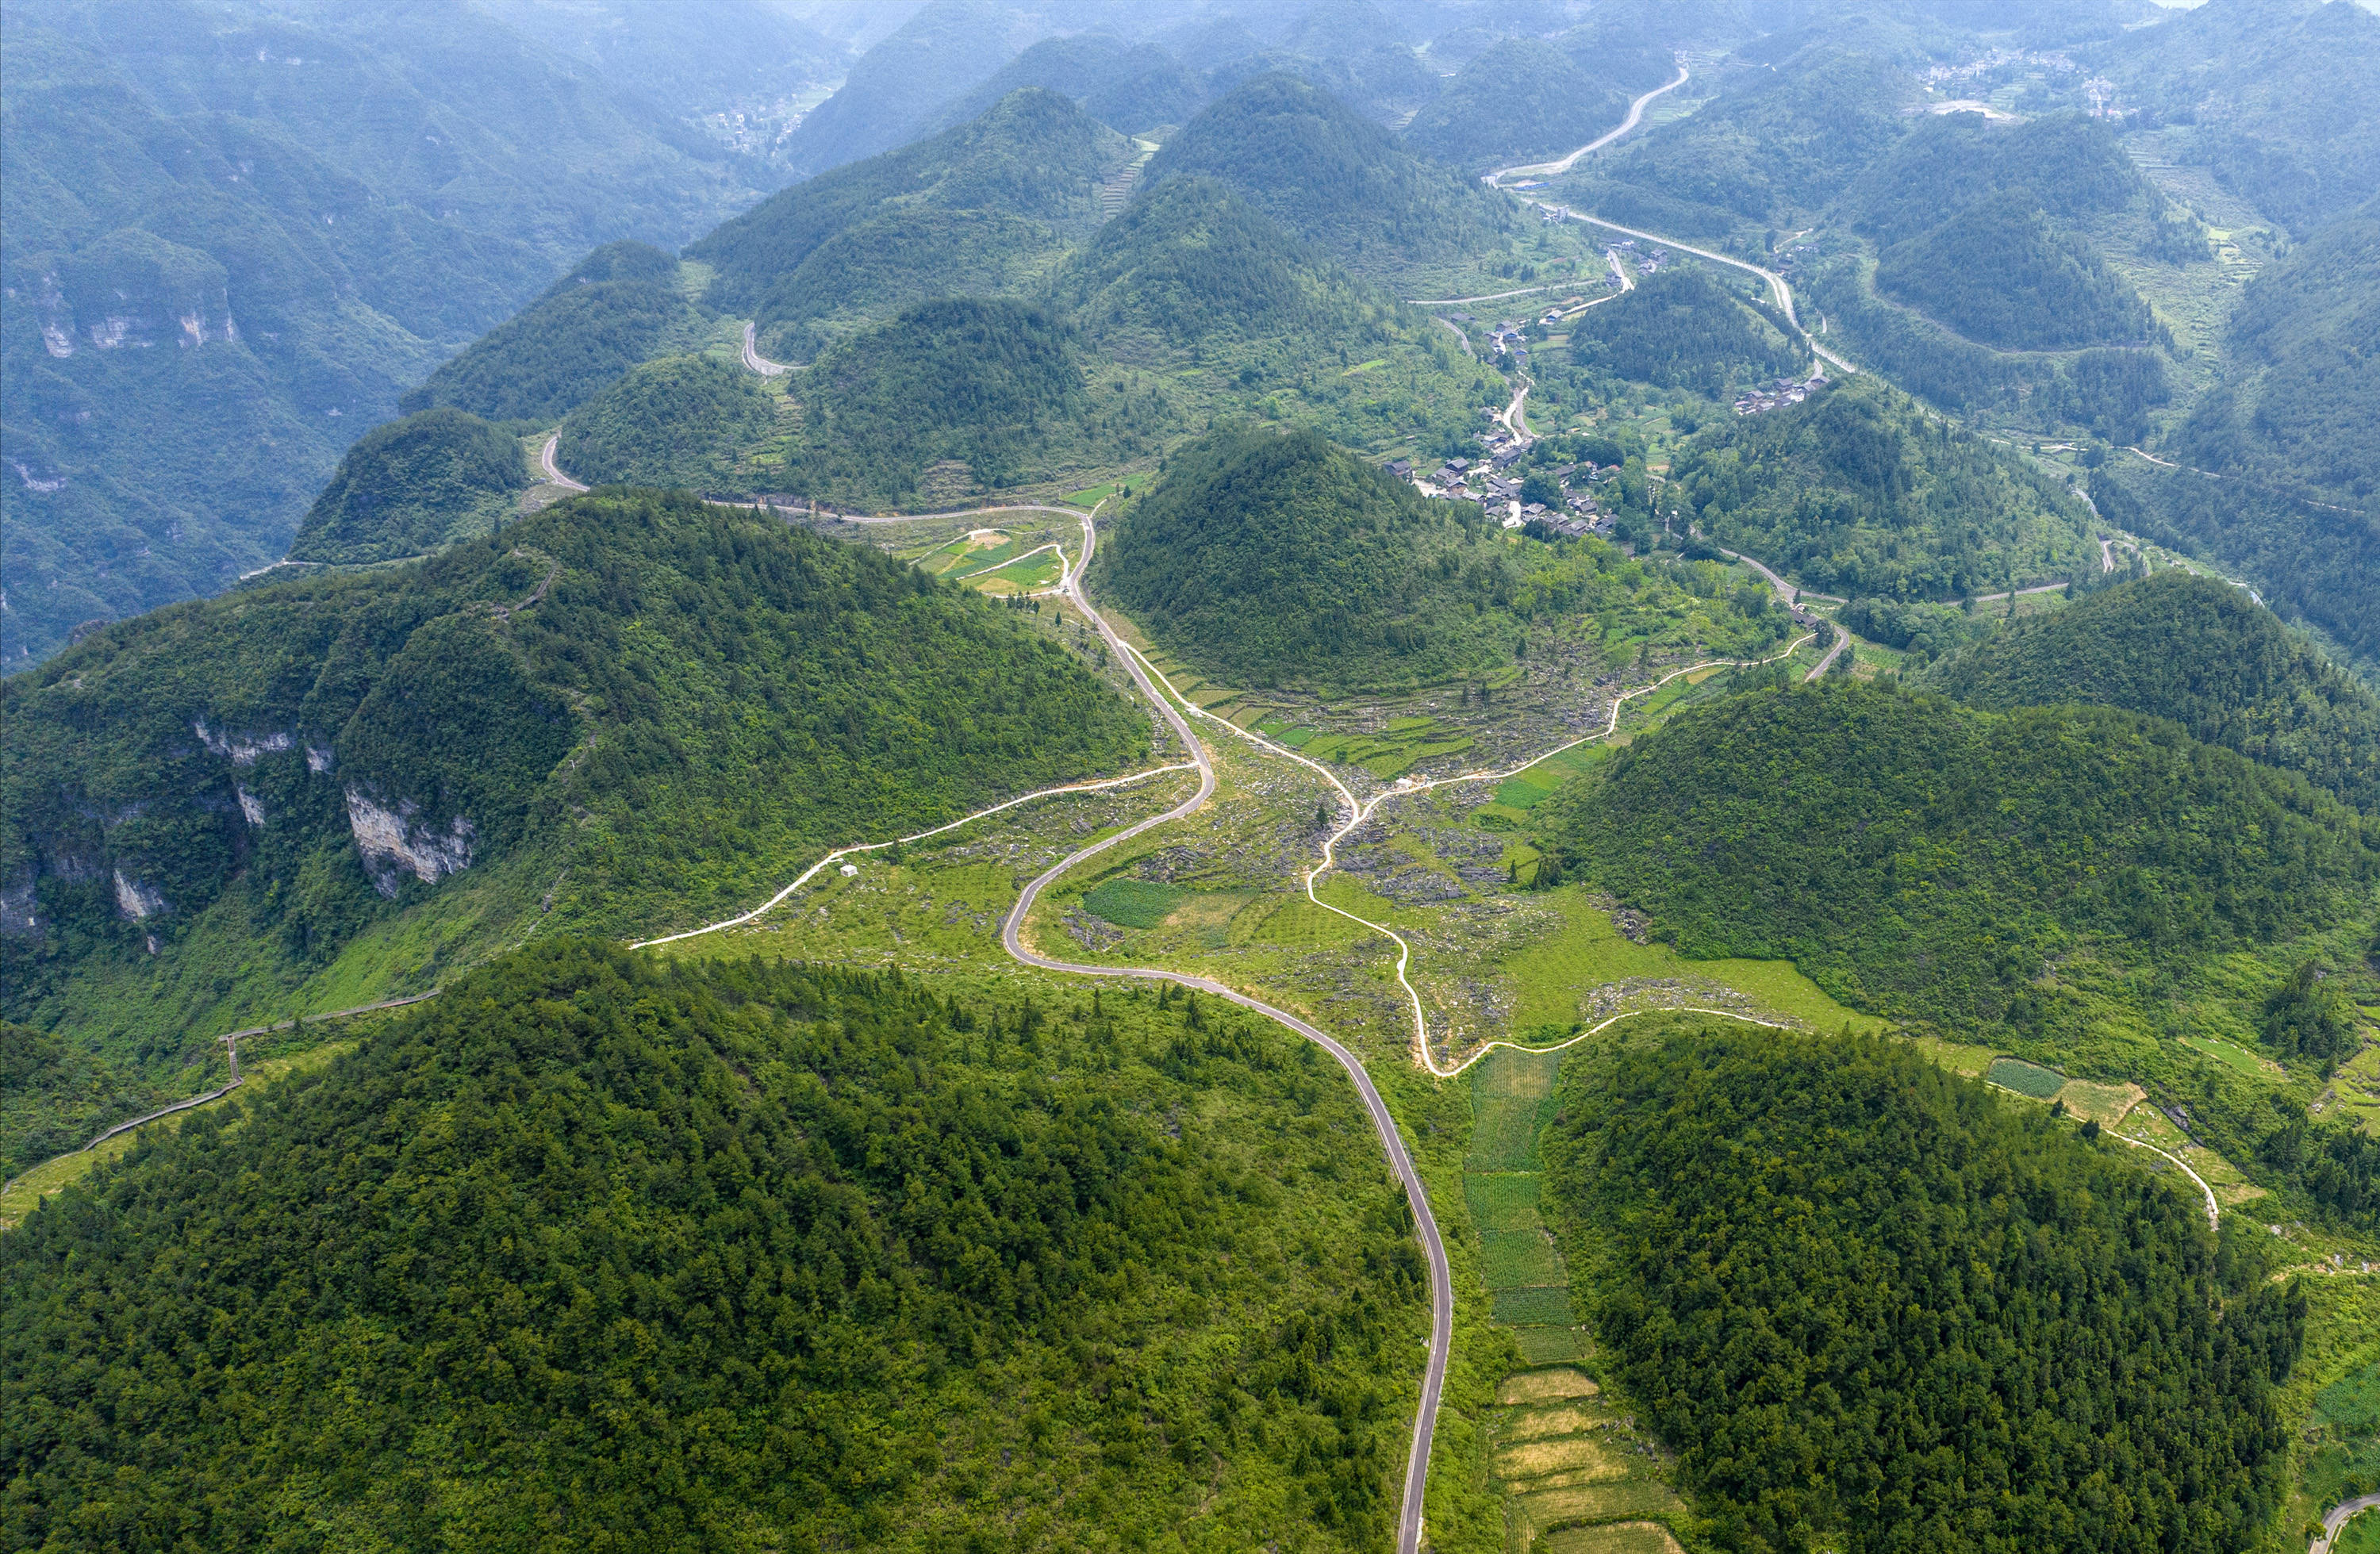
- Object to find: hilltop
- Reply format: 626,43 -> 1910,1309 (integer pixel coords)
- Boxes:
1928,570 -> 2380,812
0,943 -> 1426,1550
1050,178 -> 1503,452
2,489 -> 1146,1063
288,409 -> 528,565
555,355 -> 779,492
1670,376 -> 2097,600
690,87 -> 1130,347
399,242 -> 705,427
1142,74 -> 1514,280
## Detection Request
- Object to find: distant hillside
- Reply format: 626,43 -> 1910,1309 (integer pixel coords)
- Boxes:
1837,111 -> 2169,249
1,489 -> 1147,1059
400,242 -> 703,426
1558,51 -> 1909,244
0,1020 -> 159,1179
557,355 -> 779,491
1927,570 -> 2380,812
1049,178 -> 1503,451
1538,678 -> 2377,1034
1545,1024 -> 2300,1553
1557,266 -> 1807,393
774,0 -> 1031,175
689,88 -> 1128,355
1401,35 -> 1665,173
289,409 -> 528,565
2174,198 -> 2380,516
929,33 -> 1207,136
0,943 -> 1426,1550
2097,0 -> 2380,235
0,0 -> 767,666
1874,191 -> 2160,351
1670,377 -> 2096,600
774,298 -> 1109,509
1142,73 -> 1514,279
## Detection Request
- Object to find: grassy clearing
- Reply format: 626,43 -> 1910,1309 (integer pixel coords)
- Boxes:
1499,889 -> 1881,1036
1493,742 -> 1610,811
969,550 -> 1064,594
1985,1055 -> 2067,1099
1465,1172 -> 1544,1234
2056,1078 -> 2145,1126
1080,877 -> 1187,929
1065,482 -> 1121,507
1494,1286 -> 1579,1326
1539,1520 -> 1685,1554
2182,1032 -> 2285,1080
1302,717 -> 1476,781
1482,1230 -> 1564,1288
1909,1035 -> 1998,1077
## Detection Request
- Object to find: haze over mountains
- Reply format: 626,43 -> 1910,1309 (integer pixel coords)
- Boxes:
6,2 -> 2380,1549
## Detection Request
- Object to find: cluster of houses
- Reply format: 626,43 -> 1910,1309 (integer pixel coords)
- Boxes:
1733,368 -> 1827,417
1382,443 -> 1622,539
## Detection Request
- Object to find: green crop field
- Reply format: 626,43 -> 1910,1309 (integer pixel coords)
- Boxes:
972,550 -> 1064,593
1985,1056 -> 2068,1099
1465,1172 -> 1545,1234
2181,1034 -> 2284,1080
1251,716 -> 1320,748
1080,877 -> 1186,929
1482,1228 -> 1564,1289
1301,718 -> 1476,780
1493,1286 -> 1579,1326
1494,742 -> 1610,810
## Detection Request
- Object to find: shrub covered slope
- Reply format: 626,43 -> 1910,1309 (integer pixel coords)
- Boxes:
0,943 -> 1428,1550
1545,1024 -> 2302,1553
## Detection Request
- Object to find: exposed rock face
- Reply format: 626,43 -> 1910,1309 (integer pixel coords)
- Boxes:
0,878 -> 40,939
193,718 -> 295,765
113,869 -> 168,920
346,791 -> 475,896
236,786 -> 267,827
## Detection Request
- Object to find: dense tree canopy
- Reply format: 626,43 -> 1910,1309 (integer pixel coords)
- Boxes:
1545,1025 -> 2302,1553
289,409 -> 528,564
0,943 -> 1428,1551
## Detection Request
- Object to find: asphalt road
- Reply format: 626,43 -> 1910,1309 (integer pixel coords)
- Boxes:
539,433 -> 588,492
741,320 -> 791,377
2313,1494 -> 2380,1554
1489,60 -> 1692,183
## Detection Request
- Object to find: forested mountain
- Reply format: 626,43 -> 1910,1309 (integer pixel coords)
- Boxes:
1874,191 -> 2161,351
288,409 -> 528,566
0,1020 -> 159,1179
689,88 -> 1128,359
1050,177 -> 1503,451
2,489 -> 1146,1062
400,241 -> 705,427
2095,0 -> 2380,236
928,33 -> 1207,136
1538,679 -> 2375,1037
1143,74 -> 1515,280
1670,378 -> 2096,600
1545,1025 -> 2301,1553
1401,38 -> 1640,174
1929,570 -> 2380,812
0,0 -> 769,667
1556,50 -> 1910,245
0,943 -> 1428,1549
1837,110 -> 2171,249
1557,267 -> 1806,394
2174,197 -> 2380,515
557,355 -> 779,491
1096,425 -> 1791,692
772,0 -> 1034,175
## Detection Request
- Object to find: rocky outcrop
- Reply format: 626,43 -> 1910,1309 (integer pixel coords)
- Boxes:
236,786 -> 267,827
113,869 -> 168,919
0,877 -> 40,939
346,791 -> 475,896
193,718 -> 295,765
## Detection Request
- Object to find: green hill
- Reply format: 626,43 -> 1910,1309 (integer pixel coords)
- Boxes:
1537,679 -> 2375,1038
1873,190 -> 2160,351
1094,425 -> 1792,693
1142,73 -> 1515,281
2174,197 -> 2380,516
0,1021 -> 159,1180
287,409 -> 529,565
1669,376 -> 2096,599
2089,458 -> 2380,679
748,206 -> 1072,366
1,489 -> 1147,1067
0,942 -> 1426,1550
1928,570 -> 2380,812
1049,178 -> 1503,451
399,242 -> 704,426
1557,266 -> 1807,394
691,87 -> 1129,334
927,33 -> 1207,136
774,0 -> 1031,177
770,298 -> 1114,509
555,355 -> 779,491
1837,111 -> 2168,248
1545,1024 -> 2300,1553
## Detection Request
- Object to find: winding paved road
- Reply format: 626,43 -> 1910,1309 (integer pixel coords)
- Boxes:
1488,60 -> 1691,183
2313,1494 -> 2380,1554
741,320 -> 792,377
539,433 -> 588,492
